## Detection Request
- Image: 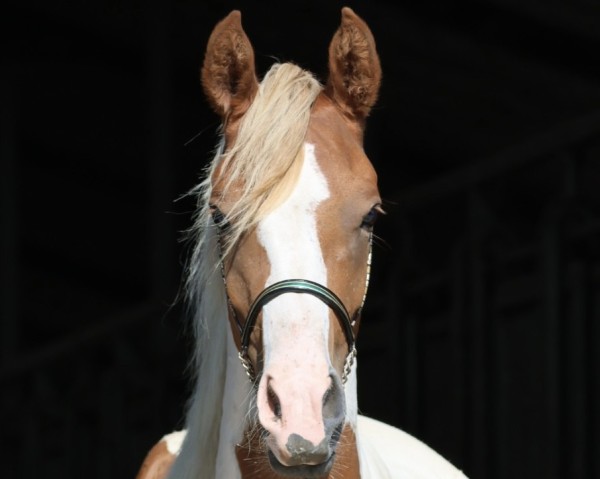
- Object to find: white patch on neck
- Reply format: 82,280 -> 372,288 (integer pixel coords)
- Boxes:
214,323 -> 251,479
162,430 -> 187,455
344,360 -> 359,428
257,143 -> 330,365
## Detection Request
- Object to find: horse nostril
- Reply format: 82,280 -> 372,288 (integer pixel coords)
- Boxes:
322,383 -> 333,407
267,382 -> 282,419
322,373 -> 344,424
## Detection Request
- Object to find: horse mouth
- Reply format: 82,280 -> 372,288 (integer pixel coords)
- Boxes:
267,450 -> 336,477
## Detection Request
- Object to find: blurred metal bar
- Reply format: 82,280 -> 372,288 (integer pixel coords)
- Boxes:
0,72 -> 18,366
566,261 -> 588,477
384,262 -> 403,425
450,240 -> 467,462
146,0 -> 176,300
467,190 -> 490,477
404,313 -> 419,433
0,302 -> 158,381
541,208 -> 562,479
395,112 -> 600,209
594,264 -> 600,479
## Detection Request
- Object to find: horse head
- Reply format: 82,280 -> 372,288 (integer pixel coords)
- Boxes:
200,7 -> 381,476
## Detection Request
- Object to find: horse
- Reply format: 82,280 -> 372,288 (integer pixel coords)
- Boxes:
136,8 -> 468,479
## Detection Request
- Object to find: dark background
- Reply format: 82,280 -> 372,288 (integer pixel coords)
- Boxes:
2,1 -> 599,478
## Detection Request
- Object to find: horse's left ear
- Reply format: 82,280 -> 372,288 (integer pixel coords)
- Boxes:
201,10 -> 259,120
326,7 -> 382,121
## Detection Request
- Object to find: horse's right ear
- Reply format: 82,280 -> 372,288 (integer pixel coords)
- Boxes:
201,11 -> 259,120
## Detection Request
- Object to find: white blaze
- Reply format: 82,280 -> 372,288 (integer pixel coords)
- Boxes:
257,142 -> 330,368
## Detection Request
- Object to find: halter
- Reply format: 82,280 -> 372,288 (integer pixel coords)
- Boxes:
210,205 -> 371,384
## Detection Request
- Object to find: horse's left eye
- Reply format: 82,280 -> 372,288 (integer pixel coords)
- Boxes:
360,204 -> 384,231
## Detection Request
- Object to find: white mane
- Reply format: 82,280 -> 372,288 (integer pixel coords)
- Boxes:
167,63 -> 322,479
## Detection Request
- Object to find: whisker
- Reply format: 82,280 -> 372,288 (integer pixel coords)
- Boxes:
372,233 -> 392,252
183,122 -> 220,146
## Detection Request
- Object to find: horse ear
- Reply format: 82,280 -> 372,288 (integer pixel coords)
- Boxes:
326,7 -> 382,120
201,11 -> 259,119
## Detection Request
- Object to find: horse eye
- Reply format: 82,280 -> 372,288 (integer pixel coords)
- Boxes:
210,204 -> 231,234
360,204 -> 384,231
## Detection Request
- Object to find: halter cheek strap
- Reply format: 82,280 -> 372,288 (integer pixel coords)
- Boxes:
210,205 -> 371,384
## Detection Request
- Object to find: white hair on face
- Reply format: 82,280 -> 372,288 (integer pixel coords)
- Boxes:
257,143 -> 331,366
